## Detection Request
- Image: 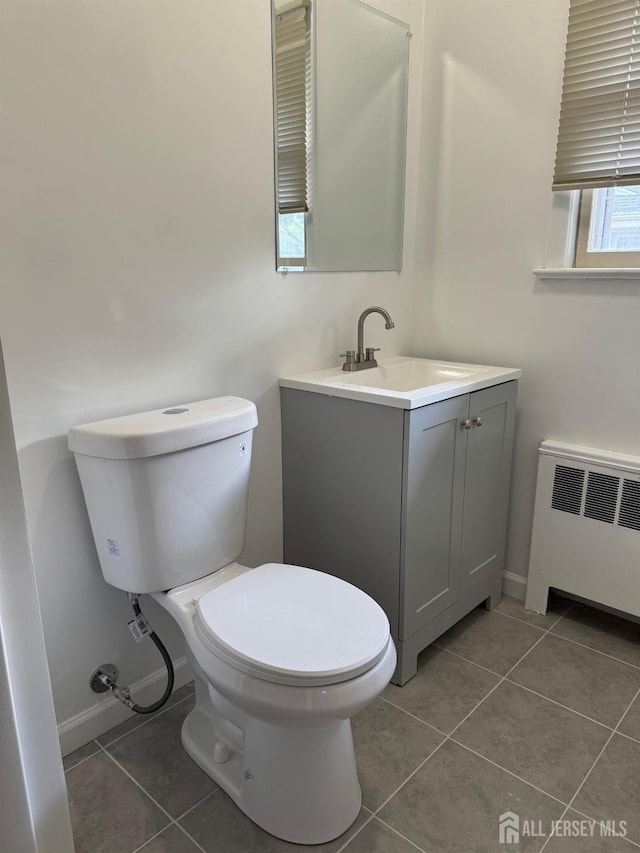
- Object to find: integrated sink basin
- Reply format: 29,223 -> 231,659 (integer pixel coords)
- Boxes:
280,356 -> 522,410
335,359 -> 484,392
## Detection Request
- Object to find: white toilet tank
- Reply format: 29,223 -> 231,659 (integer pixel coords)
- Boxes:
68,396 -> 258,594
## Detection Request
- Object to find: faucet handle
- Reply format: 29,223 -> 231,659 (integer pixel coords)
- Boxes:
340,350 -> 356,366
365,347 -> 380,361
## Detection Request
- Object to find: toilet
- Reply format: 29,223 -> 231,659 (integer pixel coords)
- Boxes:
68,396 -> 396,845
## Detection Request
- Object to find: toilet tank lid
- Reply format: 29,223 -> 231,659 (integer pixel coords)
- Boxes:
68,396 -> 258,459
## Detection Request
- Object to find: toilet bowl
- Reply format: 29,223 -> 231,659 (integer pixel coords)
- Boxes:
68,396 -> 396,844
154,561 -> 396,843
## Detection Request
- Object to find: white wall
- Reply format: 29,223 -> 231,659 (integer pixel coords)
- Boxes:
0,342 -> 74,852
0,0 -> 423,749
411,0 -> 640,585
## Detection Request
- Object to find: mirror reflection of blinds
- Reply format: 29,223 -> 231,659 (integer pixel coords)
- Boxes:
553,0 -> 640,190
274,0 -> 310,214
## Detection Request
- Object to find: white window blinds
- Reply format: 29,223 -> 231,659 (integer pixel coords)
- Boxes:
273,1 -> 310,214
553,0 -> 640,190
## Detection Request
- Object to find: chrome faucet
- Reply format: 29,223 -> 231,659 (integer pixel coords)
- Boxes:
340,306 -> 395,371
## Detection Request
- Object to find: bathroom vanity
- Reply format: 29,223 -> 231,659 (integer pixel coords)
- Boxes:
280,357 -> 520,684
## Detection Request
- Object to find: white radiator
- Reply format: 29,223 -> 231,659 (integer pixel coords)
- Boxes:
525,440 -> 640,617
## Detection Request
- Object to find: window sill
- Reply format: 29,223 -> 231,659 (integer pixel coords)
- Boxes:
533,267 -> 640,281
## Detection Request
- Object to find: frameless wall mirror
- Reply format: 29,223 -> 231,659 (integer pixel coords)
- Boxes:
271,0 -> 410,272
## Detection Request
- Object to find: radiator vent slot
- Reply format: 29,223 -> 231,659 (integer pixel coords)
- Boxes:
619,479 -> 640,531
584,472 -> 619,524
551,465 -> 585,515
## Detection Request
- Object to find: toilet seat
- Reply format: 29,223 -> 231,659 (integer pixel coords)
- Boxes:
193,563 -> 390,687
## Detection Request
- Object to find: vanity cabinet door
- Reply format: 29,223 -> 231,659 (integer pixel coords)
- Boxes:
400,395 -> 469,639
460,382 -> 517,588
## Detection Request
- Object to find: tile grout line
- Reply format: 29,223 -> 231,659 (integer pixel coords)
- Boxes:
97,743 -> 208,853
489,610 -> 547,632
379,695 -> 449,738
335,811 -> 377,853
491,602 -> 574,632
496,600 -> 574,628
510,595 -> 640,672
335,739 -> 446,853
615,729 -> 640,747
130,826 -> 172,853
165,789 -> 224,853
430,643 -> 506,676
544,631 -> 640,673
336,809 -> 430,853
166,823 -> 208,853
537,683 -> 640,853
97,743 -> 174,818
447,739 -> 570,808
366,814 -> 430,853
132,817 -> 208,853
333,806 -> 384,853
174,788 -> 219,823
569,806 -> 640,849
132,819 -> 208,853
63,739 -> 102,774
503,677 -> 617,732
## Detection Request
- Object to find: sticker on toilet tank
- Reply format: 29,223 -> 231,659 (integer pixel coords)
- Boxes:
239,442 -> 248,456
106,538 -> 121,556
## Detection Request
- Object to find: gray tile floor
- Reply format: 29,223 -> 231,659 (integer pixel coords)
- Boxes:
65,595 -> 640,852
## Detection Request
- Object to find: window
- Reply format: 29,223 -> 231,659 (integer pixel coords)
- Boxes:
575,187 -> 640,267
272,0 -> 311,269
553,0 -> 640,269
277,211 -> 306,262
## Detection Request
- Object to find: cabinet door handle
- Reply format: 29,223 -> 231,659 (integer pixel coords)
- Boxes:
461,419 -> 472,430
473,416 -> 483,427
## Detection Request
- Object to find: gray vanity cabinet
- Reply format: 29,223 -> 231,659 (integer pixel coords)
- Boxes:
281,380 -> 517,684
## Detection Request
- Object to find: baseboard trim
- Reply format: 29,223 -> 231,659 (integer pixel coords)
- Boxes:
58,656 -> 193,756
502,571 -> 527,601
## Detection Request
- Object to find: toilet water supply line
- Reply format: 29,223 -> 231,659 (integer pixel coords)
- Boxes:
95,594 -> 175,714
